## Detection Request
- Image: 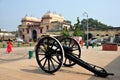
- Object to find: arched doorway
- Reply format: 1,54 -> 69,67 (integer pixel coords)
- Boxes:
32,30 -> 37,42
114,33 -> 120,44
88,33 -> 93,39
84,33 -> 93,40
22,35 -> 25,40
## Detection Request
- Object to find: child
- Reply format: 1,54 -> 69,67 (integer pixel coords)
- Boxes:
6,39 -> 13,53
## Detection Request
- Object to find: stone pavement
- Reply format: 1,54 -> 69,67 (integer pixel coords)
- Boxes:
0,46 -> 120,80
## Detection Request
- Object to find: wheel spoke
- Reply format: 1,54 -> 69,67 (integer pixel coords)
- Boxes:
42,58 -> 48,69
39,46 -> 46,53
38,53 -> 45,55
48,59 -> 50,71
69,39 -> 72,47
51,52 -> 61,57
50,59 -> 55,70
71,42 -> 75,48
73,53 -> 79,56
47,38 -> 50,49
39,56 -> 46,62
64,58 -> 67,64
51,47 -> 59,54
42,44 -> 47,51
50,41 -> 56,49
72,48 -> 78,51
69,60 -> 72,64
51,57 -> 60,64
38,51 -> 45,55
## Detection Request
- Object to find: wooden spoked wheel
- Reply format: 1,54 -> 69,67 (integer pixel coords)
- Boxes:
35,36 -> 64,73
60,37 -> 81,67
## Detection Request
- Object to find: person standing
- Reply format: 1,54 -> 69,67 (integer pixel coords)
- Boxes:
6,39 -> 13,53
79,39 -> 84,48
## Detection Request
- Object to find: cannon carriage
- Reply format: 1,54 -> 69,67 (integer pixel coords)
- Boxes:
35,36 -> 114,77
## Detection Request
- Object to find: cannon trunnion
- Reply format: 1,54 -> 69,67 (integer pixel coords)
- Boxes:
35,36 -> 114,77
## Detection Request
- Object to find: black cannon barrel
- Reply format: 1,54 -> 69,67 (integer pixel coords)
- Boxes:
62,45 -> 73,52
65,52 -> 114,77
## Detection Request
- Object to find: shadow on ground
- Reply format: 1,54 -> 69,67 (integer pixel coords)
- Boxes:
21,65 -> 55,76
59,68 -> 92,76
88,56 -> 120,80
0,53 -> 28,64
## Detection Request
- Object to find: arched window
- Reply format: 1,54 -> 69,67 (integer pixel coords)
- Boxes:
40,27 -> 43,33
26,28 -> 29,34
96,34 -> 99,36
46,25 -> 49,30
23,28 -> 24,32
105,34 -> 109,36
22,35 -> 25,39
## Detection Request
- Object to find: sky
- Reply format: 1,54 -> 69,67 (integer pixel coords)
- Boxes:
0,0 -> 120,31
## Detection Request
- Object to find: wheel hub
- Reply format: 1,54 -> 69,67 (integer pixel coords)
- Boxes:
45,48 -> 52,59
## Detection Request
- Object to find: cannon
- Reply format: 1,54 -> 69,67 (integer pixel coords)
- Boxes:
35,36 -> 114,77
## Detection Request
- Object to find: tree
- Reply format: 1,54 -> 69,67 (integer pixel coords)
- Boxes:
73,17 -> 84,37
80,18 -> 113,30
61,27 -> 70,37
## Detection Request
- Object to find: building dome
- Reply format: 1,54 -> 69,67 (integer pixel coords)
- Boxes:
42,11 -> 65,21
43,11 -> 64,18
42,12 -> 52,18
22,16 -> 41,22
30,17 -> 41,22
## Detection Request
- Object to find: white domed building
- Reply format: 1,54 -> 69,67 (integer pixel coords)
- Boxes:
18,11 -> 71,42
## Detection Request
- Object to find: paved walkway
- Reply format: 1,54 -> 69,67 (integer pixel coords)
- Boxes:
0,46 -> 120,80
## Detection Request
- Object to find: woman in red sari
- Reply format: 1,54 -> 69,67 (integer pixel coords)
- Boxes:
6,39 -> 13,53
79,39 -> 84,48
